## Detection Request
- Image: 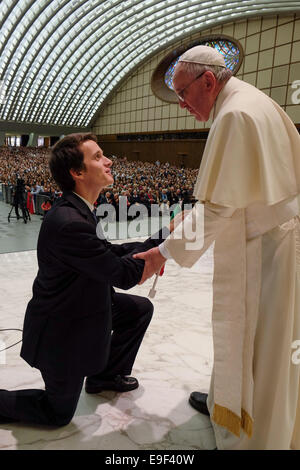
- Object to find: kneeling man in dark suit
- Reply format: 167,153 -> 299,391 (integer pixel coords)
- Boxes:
0,133 -> 172,427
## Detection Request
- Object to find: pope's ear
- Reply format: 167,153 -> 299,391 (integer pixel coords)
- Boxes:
203,71 -> 216,90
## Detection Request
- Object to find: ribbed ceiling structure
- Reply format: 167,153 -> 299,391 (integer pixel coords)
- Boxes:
1,0 -> 300,129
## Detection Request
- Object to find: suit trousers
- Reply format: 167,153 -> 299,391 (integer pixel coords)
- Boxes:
0,293 -> 153,426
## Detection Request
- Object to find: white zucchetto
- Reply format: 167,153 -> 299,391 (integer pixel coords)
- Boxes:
179,45 -> 226,68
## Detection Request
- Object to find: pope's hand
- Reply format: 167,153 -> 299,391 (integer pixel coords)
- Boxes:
133,247 -> 166,284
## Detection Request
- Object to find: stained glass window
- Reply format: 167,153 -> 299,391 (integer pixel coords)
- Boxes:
164,38 -> 241,91
164,57 -> 181,89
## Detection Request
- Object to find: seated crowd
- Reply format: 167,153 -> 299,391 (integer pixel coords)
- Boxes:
0,146 -> 198,216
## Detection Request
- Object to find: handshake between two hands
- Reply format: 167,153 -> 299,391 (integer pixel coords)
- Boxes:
133,209 -> 190,285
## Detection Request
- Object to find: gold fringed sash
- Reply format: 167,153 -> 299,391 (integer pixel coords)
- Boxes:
211,209 -> 248,437
241,408 -> 254,438
212,404 -> 241,438
213,404 -> 253,438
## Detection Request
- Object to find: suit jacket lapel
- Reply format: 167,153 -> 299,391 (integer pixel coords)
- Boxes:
63,191 -> 96,225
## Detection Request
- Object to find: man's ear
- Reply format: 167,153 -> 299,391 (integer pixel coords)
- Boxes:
69,168 -> 84,182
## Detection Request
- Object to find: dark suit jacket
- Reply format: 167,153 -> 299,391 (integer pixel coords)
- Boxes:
20,191 -> 166,377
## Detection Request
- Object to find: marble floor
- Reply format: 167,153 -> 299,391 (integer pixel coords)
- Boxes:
0,199 -> 43,254
0,200 -> 216,450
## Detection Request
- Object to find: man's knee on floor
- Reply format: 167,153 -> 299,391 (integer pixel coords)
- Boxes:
51,412 -> 74,427
43,402 -> 77,427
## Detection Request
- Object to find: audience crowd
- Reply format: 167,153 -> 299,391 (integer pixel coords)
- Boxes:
0,146 -> 199,216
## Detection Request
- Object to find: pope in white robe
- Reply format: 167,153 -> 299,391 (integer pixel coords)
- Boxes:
134,45 -> 300,450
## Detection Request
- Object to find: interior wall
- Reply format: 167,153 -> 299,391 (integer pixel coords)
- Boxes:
92,14 -> 300,165
98,139 -> 207,168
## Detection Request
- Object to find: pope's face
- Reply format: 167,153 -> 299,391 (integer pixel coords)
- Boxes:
173,66 -> 216,122
79,140 -> 114,191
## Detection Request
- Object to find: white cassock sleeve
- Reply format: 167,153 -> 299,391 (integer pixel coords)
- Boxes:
160,202 -> 235,268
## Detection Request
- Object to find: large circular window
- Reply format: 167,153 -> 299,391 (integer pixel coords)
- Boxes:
152,35 -> 243,103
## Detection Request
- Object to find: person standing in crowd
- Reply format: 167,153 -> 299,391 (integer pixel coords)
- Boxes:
134,46 -> 300,450
129,189 -> 141,206
0,133 -> 181,427
12,177 -> 27,220
167,186 -> 177,207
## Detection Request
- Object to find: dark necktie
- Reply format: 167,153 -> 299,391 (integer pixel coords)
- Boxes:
92,208 -> 97,223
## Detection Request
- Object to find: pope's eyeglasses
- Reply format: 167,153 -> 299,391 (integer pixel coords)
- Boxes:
175,71 -> 205,102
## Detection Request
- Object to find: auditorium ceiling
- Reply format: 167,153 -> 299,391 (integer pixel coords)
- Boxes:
1,0 -> 300,130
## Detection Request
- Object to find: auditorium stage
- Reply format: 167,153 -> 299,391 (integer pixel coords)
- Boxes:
0,201 -> 216,450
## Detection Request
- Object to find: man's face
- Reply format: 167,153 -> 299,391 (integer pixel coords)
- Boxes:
173,65 -> 216,122
79,140 -> 113,191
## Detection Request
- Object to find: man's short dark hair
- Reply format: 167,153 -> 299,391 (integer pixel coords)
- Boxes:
49,133 -> 97,191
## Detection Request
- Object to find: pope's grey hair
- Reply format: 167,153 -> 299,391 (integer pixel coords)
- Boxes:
176,61 -> 233,83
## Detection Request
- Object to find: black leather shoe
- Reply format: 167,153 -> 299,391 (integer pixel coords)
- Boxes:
85,375 -> 139,394
189,391 -> 210,416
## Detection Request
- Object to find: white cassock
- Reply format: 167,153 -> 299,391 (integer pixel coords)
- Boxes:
162,77 -> 300,450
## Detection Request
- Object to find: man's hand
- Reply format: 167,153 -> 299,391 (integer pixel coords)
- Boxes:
133,247 -> 166,284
